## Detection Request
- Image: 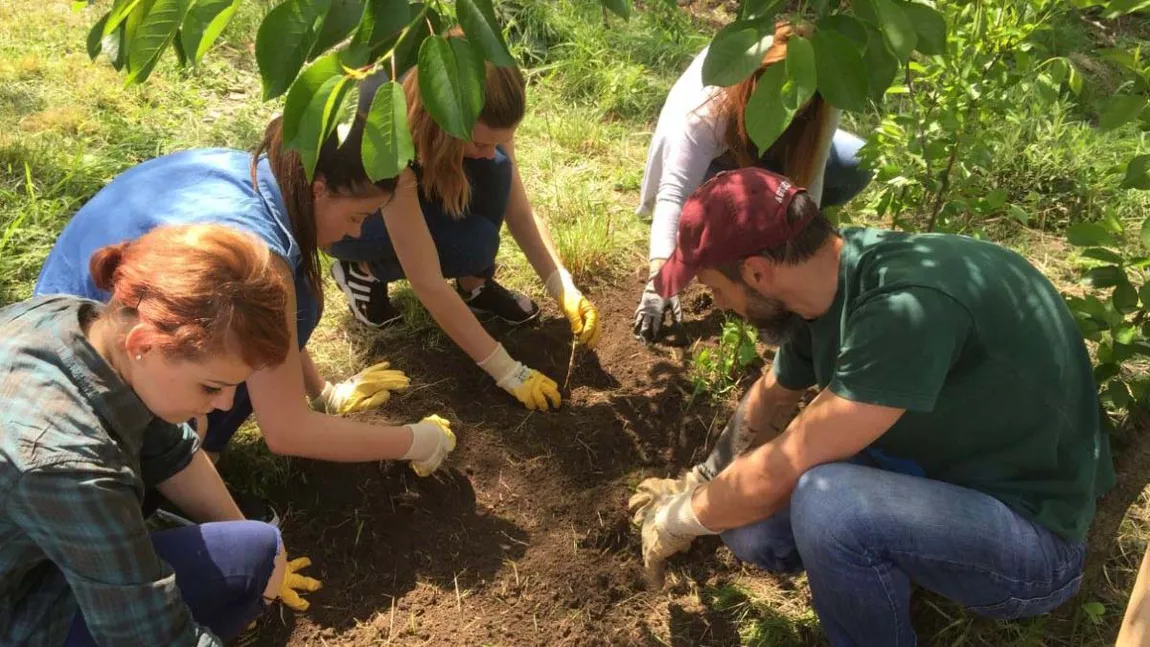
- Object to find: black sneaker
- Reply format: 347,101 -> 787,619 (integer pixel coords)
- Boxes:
331,261 -> 403,328
459,278 -> 540,325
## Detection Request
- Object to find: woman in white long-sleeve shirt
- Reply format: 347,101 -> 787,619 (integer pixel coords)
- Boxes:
633,22 -> 873,344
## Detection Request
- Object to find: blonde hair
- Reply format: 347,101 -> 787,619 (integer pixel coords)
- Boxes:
713,22 -> 835,190
403,37 -> 526,218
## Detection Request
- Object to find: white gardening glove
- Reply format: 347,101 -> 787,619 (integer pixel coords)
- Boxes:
478,343 -> 561,411
401,415 -> 456,477
628,483 -> 716,588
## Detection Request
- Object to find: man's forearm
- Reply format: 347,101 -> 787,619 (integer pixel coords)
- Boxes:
1117,544 -> 1150,646
156,451 -> 243,523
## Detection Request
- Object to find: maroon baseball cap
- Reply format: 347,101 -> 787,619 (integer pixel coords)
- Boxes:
653,168 -> 811,298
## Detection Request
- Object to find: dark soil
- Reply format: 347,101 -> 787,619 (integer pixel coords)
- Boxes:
239,269 -> 1150,647
245,270 -> 760,647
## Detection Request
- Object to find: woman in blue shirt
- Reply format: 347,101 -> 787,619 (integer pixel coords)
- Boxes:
35,109 -> 457,479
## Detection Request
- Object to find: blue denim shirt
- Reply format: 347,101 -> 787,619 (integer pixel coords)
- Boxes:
0,296 -> 218,646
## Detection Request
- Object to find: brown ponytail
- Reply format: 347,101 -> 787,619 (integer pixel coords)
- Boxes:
713,22 -> 835,190
252,106 -> 400,309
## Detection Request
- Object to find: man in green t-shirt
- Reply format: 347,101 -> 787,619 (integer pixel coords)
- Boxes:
629,167 -> 1115,646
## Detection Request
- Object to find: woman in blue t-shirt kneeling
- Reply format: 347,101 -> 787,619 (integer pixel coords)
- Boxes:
35,107 -> 458,518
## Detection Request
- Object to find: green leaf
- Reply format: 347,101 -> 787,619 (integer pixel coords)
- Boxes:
1099,94 -> 1148,131
1139,282 -> 1150,309
856,0 -> 916,62
180,0 -> 242,65
744,36 -> 816,153
601,0 -> 631,20
1125,155 -> 1150,191
171,28 -> 188,66
1105,0 -> 1150,17
283,53 -> 343,148
1066,222 -> 1117,247
1095,363 -> 1121,383
983,188 -> 1007,211
103,0 -> 144,37
309,0 -> 364,60
817,14 -> 868,47
1007,204 -> 1028,225
256,0 -> 327,100
417,36 -> 486,140
812,28 -> 869,112
862,23 -> 898,100
346,0 -> 412,67
362,80 -> 415,181
1068,61 -> 1082,95
702,20 -> 775,87
88,11 -> 111,60
457,0 -> 514,67
785,35 -> 817,103
1081,247 -> 1124,265
1105,380 -> 1132,409
295,73 -> 352,179
740,0 -> 785,19
1114,281 -> 1139,313
745,65 -> 789,153
126,0 -> 191,84
900,1 -> 946,56
1084,265 -> 1127,288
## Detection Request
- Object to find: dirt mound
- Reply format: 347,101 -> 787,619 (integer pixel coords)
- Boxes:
247,270 -> 750,646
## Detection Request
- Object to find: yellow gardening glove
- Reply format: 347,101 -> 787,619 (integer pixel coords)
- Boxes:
478,343 -> 562,410
279,556 -> 322,611
627,484 -> 715,589
310,361 -> 411,414
546,268 -> 601,348
402,414 -> 457,476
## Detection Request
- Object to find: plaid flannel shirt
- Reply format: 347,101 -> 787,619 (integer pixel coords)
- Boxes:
0,296 -> 220,646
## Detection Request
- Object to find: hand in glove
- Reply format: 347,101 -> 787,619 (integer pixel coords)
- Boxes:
633,278 -> 683,345
310,361 -> 411,414
546,269 -> 601,348
478,343 -> 561,411
626,470 -> 708,518
279,556 -> 322,611
402,414 -> 457,476
628,482 -> 715,588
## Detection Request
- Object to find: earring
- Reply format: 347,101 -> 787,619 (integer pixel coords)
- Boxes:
135,354 -> 142,361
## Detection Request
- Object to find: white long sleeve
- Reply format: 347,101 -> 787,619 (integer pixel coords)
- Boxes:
637,45 -> 839,262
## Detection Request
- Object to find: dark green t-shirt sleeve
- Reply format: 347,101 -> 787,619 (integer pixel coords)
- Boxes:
829,288 -> 971,412
139,421 -> 199,486
771,324 -> 817,390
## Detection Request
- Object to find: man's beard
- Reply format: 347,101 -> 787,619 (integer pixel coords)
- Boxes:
743,286 -> 805,346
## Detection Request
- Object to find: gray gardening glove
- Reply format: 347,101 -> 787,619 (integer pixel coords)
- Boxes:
633,279 -> 683,344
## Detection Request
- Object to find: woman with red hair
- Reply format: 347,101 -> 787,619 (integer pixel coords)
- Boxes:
1,225 -> 323,646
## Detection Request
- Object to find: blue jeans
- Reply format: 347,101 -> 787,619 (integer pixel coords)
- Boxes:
721,462 -> 1085,647
328,150 -> 513,283
201,272 -> 320,452
707,129 -> 872,207
65,521 -> 280,645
